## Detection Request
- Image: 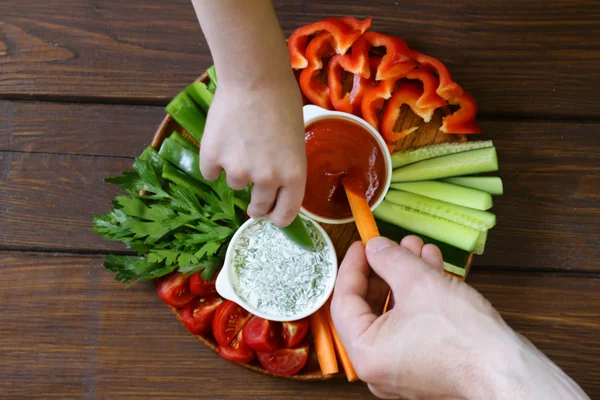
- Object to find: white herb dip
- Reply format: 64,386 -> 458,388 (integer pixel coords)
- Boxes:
231,219 -> 334,319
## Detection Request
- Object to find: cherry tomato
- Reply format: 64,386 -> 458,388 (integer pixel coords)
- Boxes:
179,297 -> 223,336
212,300 -> 253,347
157,273 -> 195,308
189,270 -> 218,298
242,316 -> 281,352
282,319 -> 309,348
218,331 -> 256,363
257,344 -> 310,376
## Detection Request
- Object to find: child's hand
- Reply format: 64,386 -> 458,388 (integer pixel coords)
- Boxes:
199,76 -> 306,227
331,236 -> 589,399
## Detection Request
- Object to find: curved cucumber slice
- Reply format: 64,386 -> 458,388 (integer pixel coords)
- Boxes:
390,181 -> 493,210
385,189 -> 496,230
373,201 -> 479,252
391,140 -> 493,168
392,147 -> 498,182
443,177 -> 504,195
279,216 -> 315,251
474,230 -> 488,255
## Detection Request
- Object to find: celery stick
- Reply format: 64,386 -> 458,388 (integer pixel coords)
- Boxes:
185,82 -> 214,113
165,92 -> 206,143
169,131 -> 197,152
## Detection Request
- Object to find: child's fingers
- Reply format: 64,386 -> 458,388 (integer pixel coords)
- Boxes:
247,184 -> 277,219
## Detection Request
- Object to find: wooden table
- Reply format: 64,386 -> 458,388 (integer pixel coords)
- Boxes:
1,1 -> 599,398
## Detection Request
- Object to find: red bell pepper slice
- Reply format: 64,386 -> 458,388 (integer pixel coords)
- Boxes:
299,32 -> 336,109
361,32 -> 415,80
361,78 -> 398,131
328,54 -> 377,114
381,82 -> 426,145
409,50 -> 481,133
339,16 -> 372,33
409,50 -> 462,99
288,17 -> 370,70
441,90 -> 481,134
405,68 -> 447,113
332,36 -> 371,79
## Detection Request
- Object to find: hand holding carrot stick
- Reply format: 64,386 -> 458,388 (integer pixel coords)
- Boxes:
331,236 -> 589,399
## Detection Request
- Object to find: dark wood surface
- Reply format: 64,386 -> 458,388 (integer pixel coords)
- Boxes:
1,0 -> 599,399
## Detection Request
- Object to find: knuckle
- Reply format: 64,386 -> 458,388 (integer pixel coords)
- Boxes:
253,169 -> 277,186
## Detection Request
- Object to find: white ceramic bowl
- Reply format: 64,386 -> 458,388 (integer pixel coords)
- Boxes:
215,215 -> 338,322
300,105 -> 393,225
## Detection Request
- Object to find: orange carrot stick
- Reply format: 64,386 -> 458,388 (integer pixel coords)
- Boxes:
309,306 -> 339,375
343,183 -> 380,245
325,301 -> 359,382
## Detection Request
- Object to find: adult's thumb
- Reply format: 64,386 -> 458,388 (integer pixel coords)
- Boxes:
365,236 -> 428,292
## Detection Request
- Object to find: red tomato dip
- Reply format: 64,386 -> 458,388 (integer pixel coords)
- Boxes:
303,117 -> 387,220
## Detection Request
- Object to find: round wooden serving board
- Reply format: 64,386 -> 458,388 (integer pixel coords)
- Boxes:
151,72 -> 473,381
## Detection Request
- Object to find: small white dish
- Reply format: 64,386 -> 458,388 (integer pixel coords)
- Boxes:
300,105 -> 393,225
215,215 -> 338,322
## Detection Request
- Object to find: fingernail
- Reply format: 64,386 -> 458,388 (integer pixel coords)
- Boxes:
366,236 -> 393,254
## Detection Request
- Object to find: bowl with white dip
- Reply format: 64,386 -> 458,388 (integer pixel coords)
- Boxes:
216,215 -> 337,322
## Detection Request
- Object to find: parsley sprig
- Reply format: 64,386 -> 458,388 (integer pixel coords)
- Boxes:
92,150 -> 247,284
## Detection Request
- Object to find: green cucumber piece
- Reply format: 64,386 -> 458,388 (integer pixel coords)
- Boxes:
185,82 -> 214,113
392,147 -> 499,182
169,131 -> 197,152
443,177 -> 504,195
391,140 -> 494,168
280,216 -> 315,251
390,181 -> 493,211
165,92 -> 206,143
444,262 -> 466,277
385,189 -> 496,230
474,230 -> 488,255
373,201 -> 479,252
376,220 -> 471,267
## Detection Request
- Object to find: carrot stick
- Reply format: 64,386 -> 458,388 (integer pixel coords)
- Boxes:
343,183 -> 380,245
309,306 -> 339,375
325,300 -> 359,382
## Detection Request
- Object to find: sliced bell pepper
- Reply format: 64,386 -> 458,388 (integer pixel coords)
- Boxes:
299,32 -> 336,109
381,82 -> 426,145
441,90 -> 482,134
339,16 -> 373,33
409,50 -> 481,133
361,78 -> 399,131
405,68 -> 447,114
361,32 -> 415,80
409,50 -> 461,99
288,18 -> 367,70
332,36 -> 371,78
327,54 -> 377,114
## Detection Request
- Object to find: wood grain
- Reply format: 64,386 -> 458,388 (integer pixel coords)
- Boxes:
1,0 -> 599,117
1,252 -> 598,399
1,126 -> 597,271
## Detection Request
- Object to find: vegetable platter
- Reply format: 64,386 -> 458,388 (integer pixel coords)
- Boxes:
92,16 -> 503,382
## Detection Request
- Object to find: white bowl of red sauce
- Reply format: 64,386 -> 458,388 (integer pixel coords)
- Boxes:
300,105 -> 393,225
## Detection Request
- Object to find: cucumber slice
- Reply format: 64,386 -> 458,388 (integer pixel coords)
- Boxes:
373,201 -> 479,252
444,262 -> 466,277
390,181 -> 493,210
474,230 -> 488,255
385,190 -> 496,230
391,140 -> 494,168
392,147 -> 499,182
443,177 -> 504,195
376,220 -> 471,267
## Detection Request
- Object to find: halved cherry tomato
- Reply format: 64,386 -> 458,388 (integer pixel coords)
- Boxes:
218,331 -> 256,363
242,316 -> 281,352
257,344 -> 310,376
189,271 -> 218,298
281,319 -> 310,348
156,273 -> 195,308
179,297 -> 223,336
212,300 -> 253,347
